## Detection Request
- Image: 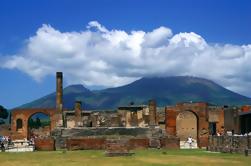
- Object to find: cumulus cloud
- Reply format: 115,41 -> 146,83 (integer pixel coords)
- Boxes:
1,21 -> 251,97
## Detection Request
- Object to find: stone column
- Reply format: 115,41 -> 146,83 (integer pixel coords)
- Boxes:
75,101 -> 82,127
56,72 -> 63,111
55,72 -> 63,127
149,100 -> 157,126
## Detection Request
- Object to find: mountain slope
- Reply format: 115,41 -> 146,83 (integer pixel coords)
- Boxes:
19,76 -> 251,109
20,84 -> 94,109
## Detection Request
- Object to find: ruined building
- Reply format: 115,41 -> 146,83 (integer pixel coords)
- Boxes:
165,102 -> 224,147
11,72 -> 177,150
10,72 -> 251,150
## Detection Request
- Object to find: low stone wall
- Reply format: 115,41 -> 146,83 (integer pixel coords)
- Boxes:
65,137 -> 179,151
208,135 -> 251,154
34,138 -> 55,151
58,127 -> 154,137
105,139 -> 132,156
66,138 -> 149,150
52,127 -> 180,151
160,136 -> 180,149
66,138 -> 106,150
128,138 -> 149,149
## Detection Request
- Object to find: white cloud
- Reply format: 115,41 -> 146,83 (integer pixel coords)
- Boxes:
87,21 -> 108,33
1,21 -> 251,97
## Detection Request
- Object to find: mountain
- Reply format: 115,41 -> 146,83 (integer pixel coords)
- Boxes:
19,76 -> 251,110
20,84 -> 94,109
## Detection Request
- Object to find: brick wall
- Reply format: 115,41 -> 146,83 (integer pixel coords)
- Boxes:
160,137 -> 180,149
128,138 -> 149,149
36,136 -> 181,151
165,103 -> 225,148
11,108 -> 57,140
35,138 -> 55,151
66,138 -> 150,150
66,138 -> 106,150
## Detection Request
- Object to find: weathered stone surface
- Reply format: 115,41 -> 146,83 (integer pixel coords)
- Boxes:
160,136 -> 180,149
74,101 -> 82,127
176,111 -> 197,141
149,138 -> 161,148
128,138 -> 149,149
34,138 -> 55,151
208,135 -> 251,154
56,72 -> 63,112
11,108 -> 58,140
165,102 -> 225,148
51,127 -> 167,151
58,127 -> 155,137
105,139 -> 134,156
66,138 -> 106,150
149,100 -> 157,126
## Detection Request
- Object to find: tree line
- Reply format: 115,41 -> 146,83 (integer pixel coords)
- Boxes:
0,105 -> 9,125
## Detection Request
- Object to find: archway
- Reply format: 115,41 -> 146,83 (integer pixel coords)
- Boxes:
28,112 -> 51,139
176,110 -> 198,148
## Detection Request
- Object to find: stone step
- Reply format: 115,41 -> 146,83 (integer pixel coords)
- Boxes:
180,141 -> 198,149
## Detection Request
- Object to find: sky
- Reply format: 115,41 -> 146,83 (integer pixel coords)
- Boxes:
0,0 -> 251,109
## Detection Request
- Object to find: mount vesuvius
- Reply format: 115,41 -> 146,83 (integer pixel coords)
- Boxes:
19,76 -> 251,110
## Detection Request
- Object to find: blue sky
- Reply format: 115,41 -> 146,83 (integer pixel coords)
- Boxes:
0,0 -> 251,109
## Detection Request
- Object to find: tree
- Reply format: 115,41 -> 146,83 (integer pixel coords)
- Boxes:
35,117 -> 41,129
0,105 -> 8,119
0,119 -> 5,125
28,118 -> 35,128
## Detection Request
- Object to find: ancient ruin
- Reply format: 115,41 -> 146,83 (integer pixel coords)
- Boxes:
165,102 -> 224,148
8,72 -> 251,152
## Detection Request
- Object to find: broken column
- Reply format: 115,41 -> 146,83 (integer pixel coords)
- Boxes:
56,72 -> 63,111
75,101 -> 83,127
149,100 -> 157,126
56,72 -> 63,127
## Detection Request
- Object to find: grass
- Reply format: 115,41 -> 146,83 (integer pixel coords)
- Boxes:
0,149 -> 250,166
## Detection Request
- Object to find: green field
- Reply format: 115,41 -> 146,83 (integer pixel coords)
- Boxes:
0,149 -> 250,166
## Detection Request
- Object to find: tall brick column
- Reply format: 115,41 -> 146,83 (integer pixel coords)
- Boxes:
75,101 -> 83,127
149,100 -> 157,126
56,72 -> 63,111
55,72 -> 63,127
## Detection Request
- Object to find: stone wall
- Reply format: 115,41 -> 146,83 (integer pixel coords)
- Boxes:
160,136 -> 180,149
51,127 -> 179,151
64,137 -> 179,151
224,107 -> 239,133
176,111 -> 197,141
66,138 -> 151,151
56,127 -> 155,138
66,138 -> 106,150
34,138 -> 55,151
208,135 -> 251,154
128,138 -> 149,149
